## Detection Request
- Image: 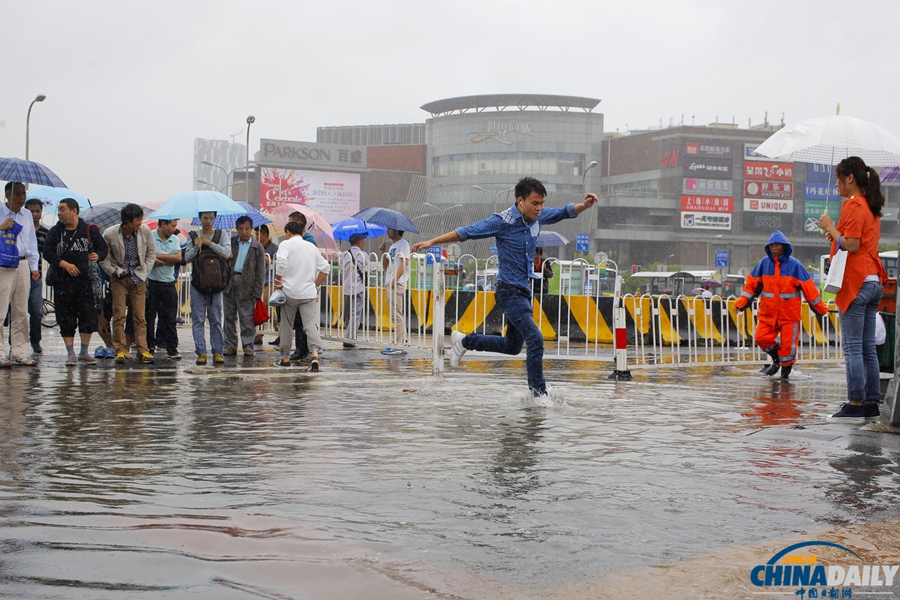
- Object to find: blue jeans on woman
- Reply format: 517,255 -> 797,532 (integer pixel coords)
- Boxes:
463,282 -> 546,396
839,280 -> 882,402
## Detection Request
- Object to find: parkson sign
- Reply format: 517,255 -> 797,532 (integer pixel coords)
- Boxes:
259,139 -> 367,169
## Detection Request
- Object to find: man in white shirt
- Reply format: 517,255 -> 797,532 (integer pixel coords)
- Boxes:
274,220 -> 329,371
341,233 -> 368,348
379,228 -> 409,346
0,182 -> 40,367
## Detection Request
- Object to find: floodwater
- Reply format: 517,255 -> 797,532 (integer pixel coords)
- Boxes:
2,345 -> 900,599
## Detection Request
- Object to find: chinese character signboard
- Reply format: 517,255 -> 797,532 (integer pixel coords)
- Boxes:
743,198 -> 794,213
575,233 -> 590,252
260,139 -> 367,169
743,143 -> 768,162
260,168 -> 361,223
682,158 -> 733,180
681,212 -> 732,230
683,178 -> 733,195
803,182 -> 841,201
681,195 -> 734,213
744,211 -> 794,233
716,250 -> 729,268
804,200 -> 840,232
744,181 -> 794,199
744,162 -> 794,180
684,141 -> 733,160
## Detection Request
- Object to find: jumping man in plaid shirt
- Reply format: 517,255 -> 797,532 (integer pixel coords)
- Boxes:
412,177 -> 597,399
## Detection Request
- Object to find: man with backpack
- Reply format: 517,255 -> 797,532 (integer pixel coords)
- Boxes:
340,233 -> 368,348
101,203 -> 156,365
183,211 -> 232,365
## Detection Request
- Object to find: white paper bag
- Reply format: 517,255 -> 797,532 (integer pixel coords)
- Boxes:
823,249 -> 848,294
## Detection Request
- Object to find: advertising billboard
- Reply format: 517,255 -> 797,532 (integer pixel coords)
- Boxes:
743,181 -> 794,199
806,162 -> 834,183
743,143 -> 768,162
682,158 -> 733,180
803,200 -> 840,232
684,141 -> 733,160
683,178 -> 733,195
681,212 -> 732,230
803,182 -> 840,201
743,162 -> 794,180
681,195 -> 733,214
744,212 -> 793,233
742,198 -> 794,213
260,168 -> 361,222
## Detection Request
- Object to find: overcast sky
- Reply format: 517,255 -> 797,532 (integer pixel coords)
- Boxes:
2,0 -> 897,206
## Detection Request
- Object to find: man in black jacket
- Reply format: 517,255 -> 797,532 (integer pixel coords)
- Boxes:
43,198 -> 109,366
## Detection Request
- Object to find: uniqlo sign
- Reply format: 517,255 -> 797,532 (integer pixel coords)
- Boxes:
743,162 -> 794,180
743,181 -> 794,199
681,194 -> 733,213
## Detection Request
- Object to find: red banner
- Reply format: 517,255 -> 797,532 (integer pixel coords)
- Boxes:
743,162 -> 794,181
681,195 -> 733,213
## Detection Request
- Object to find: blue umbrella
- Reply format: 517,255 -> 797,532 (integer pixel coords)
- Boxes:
82,202 -> 156,230
26,186 -> 91,214
0,157 -> 66,188
151,190 -> 245,220
536,230 -> 569,247
190,201 -> 272,229
330,218 -> 388,242
352,207 -> 419,234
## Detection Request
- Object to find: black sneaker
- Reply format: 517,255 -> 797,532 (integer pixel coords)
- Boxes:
31,343 -> 43,355
763,362 -> 780,376
863,402 -> 881,420
829,403 -> 865,423
268,338 -> 281,346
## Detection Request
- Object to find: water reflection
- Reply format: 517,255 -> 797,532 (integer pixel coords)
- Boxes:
488,410 -> 546,499
826,438 -> 899,521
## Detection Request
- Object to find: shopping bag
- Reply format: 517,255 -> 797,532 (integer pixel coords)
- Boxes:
0,222 -> 23,269
254,297 -> 270,326
875,312 -> 887,345
823,249 -> 847,294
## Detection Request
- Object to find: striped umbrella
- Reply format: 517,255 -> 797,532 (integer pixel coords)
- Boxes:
189,201 -> 272,229
0,157 -> 66,187
81,202 -> 156,230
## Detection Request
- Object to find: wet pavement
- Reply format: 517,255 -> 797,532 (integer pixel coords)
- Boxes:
2,328 -> 900,599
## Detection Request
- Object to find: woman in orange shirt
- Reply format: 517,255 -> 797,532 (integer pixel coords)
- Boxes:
819,156 -> 886,422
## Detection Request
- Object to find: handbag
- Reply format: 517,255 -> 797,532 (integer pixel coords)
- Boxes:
254,297 -> 270,326
823,249 -> 847,294
0,221 -> 23,269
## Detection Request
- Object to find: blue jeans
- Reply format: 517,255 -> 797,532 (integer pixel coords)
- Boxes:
839,280 -> 882,402
28,276 -> 42,345
190,284 -> 223,356
464,282 -> 546,395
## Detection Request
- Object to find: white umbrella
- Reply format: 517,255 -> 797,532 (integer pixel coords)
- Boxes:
753,115 -> 900,167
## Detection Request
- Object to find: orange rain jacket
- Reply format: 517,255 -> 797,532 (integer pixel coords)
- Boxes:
735,230 -> 828,323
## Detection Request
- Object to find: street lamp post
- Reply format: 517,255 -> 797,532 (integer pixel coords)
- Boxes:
706,234 -> 723,269
245,115 -> 255,203
423,202 -> 463,234
582,160 -> 598,190
196,179 -> 226,193
471,185 -> 515,214
25,94 -> 47,161
200,161 -> 245,196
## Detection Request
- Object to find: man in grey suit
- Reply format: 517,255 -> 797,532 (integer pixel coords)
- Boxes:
223,216 -> 266,357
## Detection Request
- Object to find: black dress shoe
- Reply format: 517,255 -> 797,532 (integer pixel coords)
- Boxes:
289,350 -> 303,361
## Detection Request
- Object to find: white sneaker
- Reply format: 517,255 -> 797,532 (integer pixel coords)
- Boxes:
450,331 -> 467,368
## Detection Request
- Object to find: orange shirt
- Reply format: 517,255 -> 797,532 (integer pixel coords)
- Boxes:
830,194 -> 885,312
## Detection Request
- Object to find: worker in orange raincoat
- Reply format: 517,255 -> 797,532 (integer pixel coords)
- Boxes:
734,230 -> 829,380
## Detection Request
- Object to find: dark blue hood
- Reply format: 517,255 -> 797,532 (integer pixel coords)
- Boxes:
765,230 -> 792,261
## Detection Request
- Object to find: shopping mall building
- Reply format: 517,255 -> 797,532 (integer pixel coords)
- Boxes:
195,94 -> 897,273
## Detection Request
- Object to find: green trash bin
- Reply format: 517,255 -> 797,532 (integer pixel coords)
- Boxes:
877,312 -> 895,373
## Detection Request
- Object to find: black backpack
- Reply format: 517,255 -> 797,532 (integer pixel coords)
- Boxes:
189,230 -> 232,295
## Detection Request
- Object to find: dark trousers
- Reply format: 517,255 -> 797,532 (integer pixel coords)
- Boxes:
294,312 -> 309,357
146,279 -> 178,354
29,276 -> 42,345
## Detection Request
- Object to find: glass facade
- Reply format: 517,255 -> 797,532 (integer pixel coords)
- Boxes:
317,124 -> 425,146
431,152 -> 585,178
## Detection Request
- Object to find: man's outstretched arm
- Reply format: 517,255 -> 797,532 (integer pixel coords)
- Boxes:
411,231 -> 461,254
573,193 -> 599,215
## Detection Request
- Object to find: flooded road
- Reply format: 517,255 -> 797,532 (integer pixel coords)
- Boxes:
2,346 -> 900,599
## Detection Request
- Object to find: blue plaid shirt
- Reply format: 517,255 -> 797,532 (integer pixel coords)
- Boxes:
456,202 -> 577,292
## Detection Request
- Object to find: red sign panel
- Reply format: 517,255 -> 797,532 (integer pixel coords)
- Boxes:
743,162 -> 794,181
743,181 -> 794,199
681,195 -> 733,213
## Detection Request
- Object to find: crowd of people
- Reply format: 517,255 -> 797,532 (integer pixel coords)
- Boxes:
0,166 -> 890,419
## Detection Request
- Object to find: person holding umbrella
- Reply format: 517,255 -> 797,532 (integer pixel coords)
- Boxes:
411,176 -> 598,399
819,157 -> 887,421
